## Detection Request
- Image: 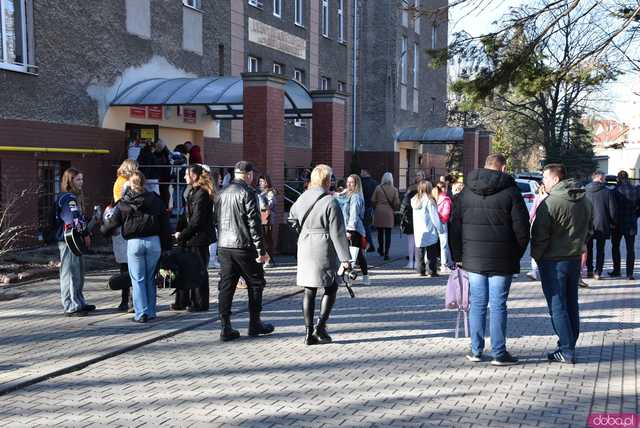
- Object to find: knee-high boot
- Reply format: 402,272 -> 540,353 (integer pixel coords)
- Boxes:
314,287 -> 337,344
247,287 -> 275,337
118,263 -> 130,312
303,288 -> 318,345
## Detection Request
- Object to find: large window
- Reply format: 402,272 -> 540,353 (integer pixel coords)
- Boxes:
293,69 -> 305,127
413,43 -> 419,88
295,0 -> 303,26
273,0 -> 281,17
337,0 -> 344,42
431,23 -> 438,49
321,0 -> 329,37
0,0 -> 29,72
400,36 -> 408,84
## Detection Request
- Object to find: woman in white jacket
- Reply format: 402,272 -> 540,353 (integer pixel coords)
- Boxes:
411,180 -> 443,277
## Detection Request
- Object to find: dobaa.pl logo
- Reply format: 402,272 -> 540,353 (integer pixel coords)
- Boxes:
588,413 -> 639,428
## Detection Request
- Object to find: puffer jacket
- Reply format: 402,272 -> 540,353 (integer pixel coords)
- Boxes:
614,181 -> 638,235
101,190 -> 171,250
449,168 -> 530,275
216,179 -> 265,255
585,181 -> 617,239
177,186 -> 214,247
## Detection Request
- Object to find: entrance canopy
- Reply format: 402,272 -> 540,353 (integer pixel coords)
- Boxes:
397,127 -> 464,143
110,77 -> 313,120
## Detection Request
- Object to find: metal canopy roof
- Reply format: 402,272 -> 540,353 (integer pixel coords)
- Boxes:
110,77 -> 313,120
396,127 -> 465,143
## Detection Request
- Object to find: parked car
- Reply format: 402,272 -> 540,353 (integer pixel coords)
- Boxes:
515,178 -> 540,211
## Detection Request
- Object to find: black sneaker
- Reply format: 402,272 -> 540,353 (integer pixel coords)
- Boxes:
82,304 -> 96,312
131,314 -> 148,323
547,350 -> 575,364
491,352 -> 519,366
608,270 -> 621,277
465,353 -> 482,363
64,310 -> 88,317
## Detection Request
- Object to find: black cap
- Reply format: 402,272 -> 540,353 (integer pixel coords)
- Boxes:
234,161 -> 255,174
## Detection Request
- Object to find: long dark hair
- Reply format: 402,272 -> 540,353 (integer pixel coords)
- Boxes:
187,164 -> 214,198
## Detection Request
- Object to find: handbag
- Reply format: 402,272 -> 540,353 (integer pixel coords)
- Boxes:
444,267 -> 470,338
108,272 -> 131,290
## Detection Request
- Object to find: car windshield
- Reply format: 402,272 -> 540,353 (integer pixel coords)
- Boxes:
516,182 -> 531,193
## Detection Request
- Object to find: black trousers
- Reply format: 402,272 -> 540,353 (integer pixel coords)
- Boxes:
377,227 -> 392,256
218,247 -> 266,317
586,238 -> 606,275
347,230 -> 368,275
416,244 -> 439,275
611,230 -> 636,276
174,245 -> 210,310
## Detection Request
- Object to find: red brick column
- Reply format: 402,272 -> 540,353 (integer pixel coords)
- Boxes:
242,72 -> 287,253
462,128 -> 492,174
311,91 -> 347,178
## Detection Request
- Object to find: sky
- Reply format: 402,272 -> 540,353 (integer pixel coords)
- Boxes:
448,0 -> 640,125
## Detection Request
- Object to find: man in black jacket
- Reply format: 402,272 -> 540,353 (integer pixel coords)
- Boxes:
449,154 -> 530,366
216,161 -> 274,341
585,171 -> 617,280
360,169 -> 378,252
610,170 -> 638,279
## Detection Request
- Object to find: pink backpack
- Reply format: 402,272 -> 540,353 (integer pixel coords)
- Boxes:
445,267 -> 470,338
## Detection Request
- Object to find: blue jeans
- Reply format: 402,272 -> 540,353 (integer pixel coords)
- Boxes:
127,236 -> 161,320
538,259 -> 580,358
58,242 -> 87,313
468,272 -> 512,357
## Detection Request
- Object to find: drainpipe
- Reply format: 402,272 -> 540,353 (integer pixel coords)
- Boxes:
352,0 -> 358,153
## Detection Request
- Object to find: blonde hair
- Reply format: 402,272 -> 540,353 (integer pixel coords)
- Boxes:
61,167 -> 82,194
452,181 -> 464,195
117,159 -> 138,179
416,180 -> 435,202
347,174 -> 363,195
381,172 -> 394,187
310,164 -> 333,188
129,172 -> 146,194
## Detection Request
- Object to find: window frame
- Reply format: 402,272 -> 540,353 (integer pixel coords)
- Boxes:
431,23 -> 438,49
337,81 -> 345,92
294,0 -> 304,27
321,0 -> 329,37
248,0 -> 263,9
337,0 -> 344,43
413,43 -> 419,89
272,62 -> 283,74
0,0 -> 29,73
400,36 -> 408,85
272,0 -> 281,18
320,76 -> 330,90
182,0 -> 202,11
247,55 -> 259,72
294,68 -> 304,84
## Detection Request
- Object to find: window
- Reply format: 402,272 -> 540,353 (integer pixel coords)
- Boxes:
400,36 -> 408,84
295,0 -> 303,26
320,76 -> 330,90
337,81 -> 345,92
248,0 -> 263,9
0,0 -> 30,72
272,62 -> 283,74
273,0 -> 281,17
248,55 -> 259,72
183,0 -> 202,10
321,0 -> 329,37
415,0 -> 421,33
401,0 -> 408,27
413,43 -> 419,88
294,68 -> 304,84
337,0 -> 344,42
431,23 -> 438,49
37,160 -> 68,237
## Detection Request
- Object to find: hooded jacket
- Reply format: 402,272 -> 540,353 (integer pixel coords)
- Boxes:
411,194 -> 443,248
531,179 -> 593,261
101,190 -> 171,250
614,181 -> 640,235
584,181 -> 617,239
448,168 -> 530,275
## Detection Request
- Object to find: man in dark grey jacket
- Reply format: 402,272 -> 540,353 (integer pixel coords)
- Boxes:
584,171 -> 617,280
216,161 -> 274,342
610,170 -> 639,279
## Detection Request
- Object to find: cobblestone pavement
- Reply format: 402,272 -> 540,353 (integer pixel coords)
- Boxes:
0,233 -> 637,427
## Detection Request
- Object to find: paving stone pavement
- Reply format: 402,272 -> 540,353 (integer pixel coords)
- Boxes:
0,233 -> 637,427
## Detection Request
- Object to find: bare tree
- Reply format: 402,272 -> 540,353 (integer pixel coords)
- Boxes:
0,189 -> 33,257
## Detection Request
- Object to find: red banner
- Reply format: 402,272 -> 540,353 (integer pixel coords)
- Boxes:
129,107 -> 146,119
183,108 -> 197,124
147,106 -> 163,119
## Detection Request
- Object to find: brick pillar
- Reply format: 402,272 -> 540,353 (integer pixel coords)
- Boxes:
311,91 -> 347,178
242,72 -> 287,252
463,128 -> 492,174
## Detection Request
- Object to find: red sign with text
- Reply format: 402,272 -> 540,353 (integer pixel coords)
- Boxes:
183,108 -> 197,124
147,106 -> 163,119
129,107 -> 146,119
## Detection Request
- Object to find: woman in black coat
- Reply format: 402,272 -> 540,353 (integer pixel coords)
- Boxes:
171,164 -> 215,312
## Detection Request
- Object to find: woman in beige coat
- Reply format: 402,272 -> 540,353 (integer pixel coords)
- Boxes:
372,172 -> 400,259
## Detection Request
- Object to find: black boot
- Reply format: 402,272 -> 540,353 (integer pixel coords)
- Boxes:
247,288 -> 274,337
313,288 -> 336,344
305,327 -> 319,345
219,315 -> 240,342
118,287 -> 129,312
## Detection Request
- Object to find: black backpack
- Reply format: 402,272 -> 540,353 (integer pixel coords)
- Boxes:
42,194 -> 67,244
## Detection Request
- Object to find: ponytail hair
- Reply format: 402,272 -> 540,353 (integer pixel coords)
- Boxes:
187,164 -> 214,198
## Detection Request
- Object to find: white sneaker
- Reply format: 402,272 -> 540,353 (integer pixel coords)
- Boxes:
526,271 -> 538,281
440,266 -> 450,274
405,261 -> 414,269
361,275 -> 371,285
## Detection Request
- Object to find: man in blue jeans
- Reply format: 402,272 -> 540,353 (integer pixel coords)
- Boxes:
531,164 -> 592,364
449,154 -> 530,366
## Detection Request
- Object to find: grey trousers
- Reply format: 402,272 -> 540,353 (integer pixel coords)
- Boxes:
58,242 -> 87,313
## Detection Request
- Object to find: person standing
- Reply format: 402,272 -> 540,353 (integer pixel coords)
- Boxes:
56,168 -> 96,317
169,144 -> 188,216
371,172 -> 400,260
531,164 -> 593,364
449,154 -> 530,366
216,161 -> 274,341
184,141 -> 203,164
584,171 -> 617,280
137,141 -> 159,195
433,181 -> 452,274
289,165 -> 352,345
101,172 -> 171,323
112,159 -> 138,312
258,175 -> 277,268
153,139 -> 172,207
172,164 -> 215,312
400,171 -> 426,269
411,180 -> 443,277
609,170 -> 639,279
360,169 -> 378,253
337,174 -> 370,285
